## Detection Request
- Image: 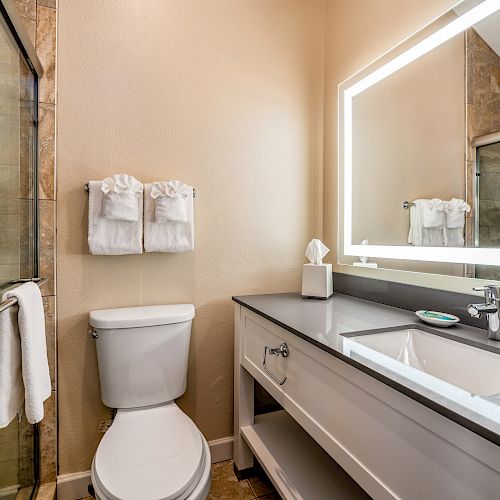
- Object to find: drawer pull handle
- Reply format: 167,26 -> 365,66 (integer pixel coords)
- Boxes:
263,343 -> 289,385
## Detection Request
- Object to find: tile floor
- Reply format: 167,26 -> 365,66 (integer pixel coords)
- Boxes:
79,459 -> 279,500
208,460 -> 279,499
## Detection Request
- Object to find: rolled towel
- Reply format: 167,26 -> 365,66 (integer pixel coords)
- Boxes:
445,198 -> 470,228
151,180 -> 190,223
101,174 -> 143,221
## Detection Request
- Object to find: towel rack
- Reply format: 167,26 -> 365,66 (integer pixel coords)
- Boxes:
0,278 -> 48,313
402,201 -> 415,209
84,183 -> 197,198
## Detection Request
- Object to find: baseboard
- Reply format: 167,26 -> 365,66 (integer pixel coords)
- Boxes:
208,435 -> 234,463
57,470 -> 91,500
56,436 -> 234,500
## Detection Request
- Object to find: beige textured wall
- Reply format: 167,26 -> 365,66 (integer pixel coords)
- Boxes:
351,35 -> 465,246
323,0 -> 481,290
57,0 -> 324,474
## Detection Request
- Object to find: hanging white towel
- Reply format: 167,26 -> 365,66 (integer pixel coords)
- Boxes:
0,305 -> 24,428
0,282 -> 50,426
101,174 -> 143,222
443,198 -> 470,247
88,180 -> 143,255
144,182 -> 194,253
445,198 -> 470,228
408,200 -> 446,246
151,180 -> 190,223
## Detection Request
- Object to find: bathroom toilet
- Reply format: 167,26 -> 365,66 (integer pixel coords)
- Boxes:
89,304 -> 211,500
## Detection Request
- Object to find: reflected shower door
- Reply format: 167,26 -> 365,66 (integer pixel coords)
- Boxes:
476,141 -> 500,280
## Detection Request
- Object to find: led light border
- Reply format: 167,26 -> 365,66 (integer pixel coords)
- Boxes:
342,0 -> 500,266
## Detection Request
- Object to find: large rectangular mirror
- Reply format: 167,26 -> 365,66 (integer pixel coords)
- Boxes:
339,0 -> 500,280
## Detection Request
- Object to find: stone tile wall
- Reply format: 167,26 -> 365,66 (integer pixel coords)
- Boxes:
14,0 -> 57,484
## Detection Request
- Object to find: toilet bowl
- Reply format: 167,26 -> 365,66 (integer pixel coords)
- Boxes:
89,304 -> 211,500
91,404 -> 211,500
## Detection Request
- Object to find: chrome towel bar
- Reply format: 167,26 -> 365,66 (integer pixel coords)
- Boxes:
84,183 -> 197,198
0,278 -> 48,313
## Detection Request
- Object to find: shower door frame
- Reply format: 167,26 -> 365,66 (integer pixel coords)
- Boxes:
472,131 -> 500,278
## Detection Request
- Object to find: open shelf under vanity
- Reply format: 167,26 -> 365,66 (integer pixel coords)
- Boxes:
241,410 -> 369,499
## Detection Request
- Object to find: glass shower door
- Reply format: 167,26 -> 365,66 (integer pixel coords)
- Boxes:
0,8 -> 37,287
0,4 -> 38,499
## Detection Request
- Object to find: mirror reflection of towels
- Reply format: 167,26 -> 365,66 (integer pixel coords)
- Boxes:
408,199 -> 470,247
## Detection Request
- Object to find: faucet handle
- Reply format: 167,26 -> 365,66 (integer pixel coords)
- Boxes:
468,304 -> 482,318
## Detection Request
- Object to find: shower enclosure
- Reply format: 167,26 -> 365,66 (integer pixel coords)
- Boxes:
475,135 -> 500,280
0,1 -> 43,499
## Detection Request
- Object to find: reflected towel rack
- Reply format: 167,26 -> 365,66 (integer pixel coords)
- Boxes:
402,201 -> 415,209
84,183 -> 197,198
0,277 -> 48,313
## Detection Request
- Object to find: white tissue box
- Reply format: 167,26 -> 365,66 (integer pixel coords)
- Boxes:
301,263 -> 333,299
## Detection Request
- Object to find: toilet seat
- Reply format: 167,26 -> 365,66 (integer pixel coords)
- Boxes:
91,403 -> 208,500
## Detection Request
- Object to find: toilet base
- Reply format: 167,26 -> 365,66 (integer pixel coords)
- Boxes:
91,437 -> 211,500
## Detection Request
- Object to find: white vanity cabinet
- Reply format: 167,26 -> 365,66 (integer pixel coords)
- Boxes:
234,304 -> 500,500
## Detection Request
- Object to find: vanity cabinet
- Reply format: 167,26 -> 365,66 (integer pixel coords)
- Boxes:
234,304 -> 500,500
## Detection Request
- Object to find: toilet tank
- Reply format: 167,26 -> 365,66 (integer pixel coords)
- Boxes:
89,304 -> 195,409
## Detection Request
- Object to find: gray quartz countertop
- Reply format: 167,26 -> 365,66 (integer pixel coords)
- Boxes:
233,292 -> 500,447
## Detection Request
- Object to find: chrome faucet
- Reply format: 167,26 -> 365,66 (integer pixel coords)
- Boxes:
468,285 -> 500,340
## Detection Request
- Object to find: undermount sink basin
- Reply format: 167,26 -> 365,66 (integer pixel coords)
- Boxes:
342,328 -> 500,396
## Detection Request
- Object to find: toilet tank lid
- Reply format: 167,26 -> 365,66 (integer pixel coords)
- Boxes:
89,304 -> 195,329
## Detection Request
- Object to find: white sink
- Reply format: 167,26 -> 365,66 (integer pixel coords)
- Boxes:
343,328 -> 500,396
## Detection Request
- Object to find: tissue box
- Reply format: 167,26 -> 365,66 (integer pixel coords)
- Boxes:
301,263 -> 333,299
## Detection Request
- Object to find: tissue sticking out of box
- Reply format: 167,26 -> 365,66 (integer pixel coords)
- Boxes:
305,239 -> 329,265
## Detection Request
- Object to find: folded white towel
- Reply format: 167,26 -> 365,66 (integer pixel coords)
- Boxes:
423,198 -> 445,228
101,174 -> 143,222
0,305 -> 23,428
445,198 -> 470,228
151,180 -> 190,223
0,283 -> 51,426
144,182 -> 194,252
88,180 -> 143,255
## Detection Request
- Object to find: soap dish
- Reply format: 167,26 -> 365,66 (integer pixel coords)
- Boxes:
415,310 -> 460,327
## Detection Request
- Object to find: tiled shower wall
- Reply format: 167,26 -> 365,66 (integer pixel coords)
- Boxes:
465,28 -> 500,278
14,0 -> 57,484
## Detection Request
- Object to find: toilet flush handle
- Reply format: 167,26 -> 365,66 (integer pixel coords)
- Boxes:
89,329 -> 98,339
263,343 -> 289,386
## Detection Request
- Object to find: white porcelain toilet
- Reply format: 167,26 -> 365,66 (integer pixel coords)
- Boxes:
89,304 -> 211,500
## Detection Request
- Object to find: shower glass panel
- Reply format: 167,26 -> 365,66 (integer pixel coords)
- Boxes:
0,1 -> 39,498
0,10 -> 37,286
476,141 -> 500,280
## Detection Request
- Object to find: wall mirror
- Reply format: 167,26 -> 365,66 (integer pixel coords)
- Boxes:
339,0 -> 500,280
